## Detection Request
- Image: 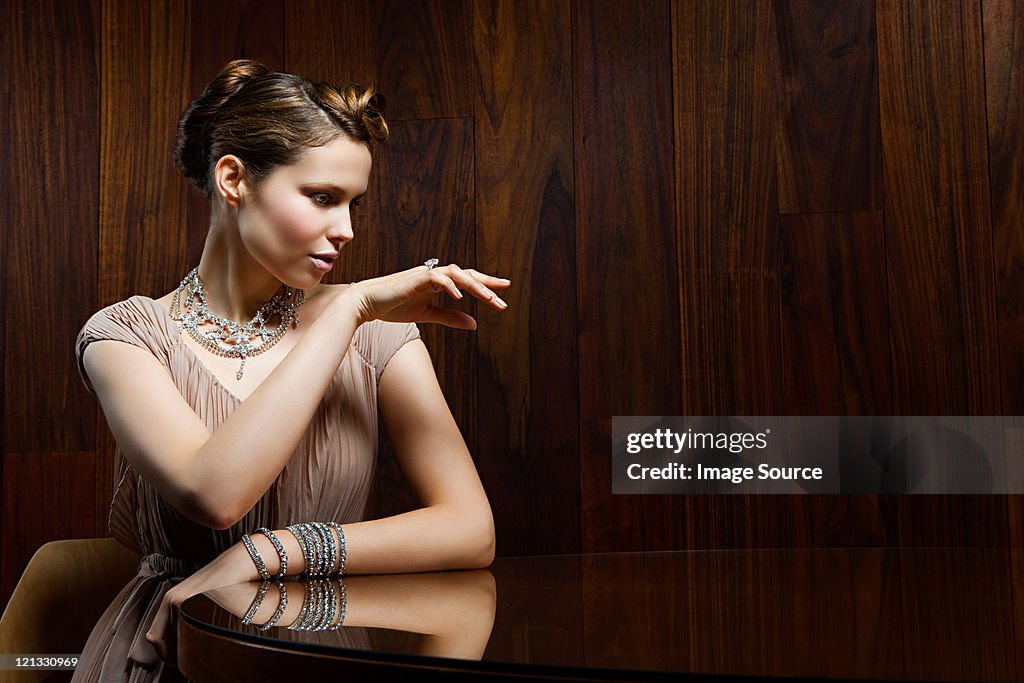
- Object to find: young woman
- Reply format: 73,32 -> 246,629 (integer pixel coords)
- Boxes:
72,59 -> 507,681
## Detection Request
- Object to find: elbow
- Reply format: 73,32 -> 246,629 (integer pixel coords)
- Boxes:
464,518 -> 496,569
181,489 -> 246,531
207,512 -> 242,531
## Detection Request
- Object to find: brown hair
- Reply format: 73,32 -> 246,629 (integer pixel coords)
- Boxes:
175,59 -> 388,197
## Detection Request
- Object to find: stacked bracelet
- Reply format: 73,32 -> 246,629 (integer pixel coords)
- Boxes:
241,534 -> 270,580
286,522 -> 345,578
288,578 -> 347,631
328,521 -> 346,575
241,581 -> 270,625
254,527 -> 288,578
257,582 -> 289,632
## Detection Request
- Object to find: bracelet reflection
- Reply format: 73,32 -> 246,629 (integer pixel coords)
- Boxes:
201,569 -> 496,660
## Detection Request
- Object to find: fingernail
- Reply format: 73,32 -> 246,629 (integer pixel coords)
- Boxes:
500,278 -> 511,283
455,289 -> 464,299
495,297 -> 507,307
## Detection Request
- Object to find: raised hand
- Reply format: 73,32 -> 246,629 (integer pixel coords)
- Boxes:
344,262 -> 511,330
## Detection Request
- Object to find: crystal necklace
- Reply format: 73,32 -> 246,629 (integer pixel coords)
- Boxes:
170,267 -> 306,380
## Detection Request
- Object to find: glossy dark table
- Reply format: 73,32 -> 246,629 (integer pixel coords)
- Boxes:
179,548 -> 1024,681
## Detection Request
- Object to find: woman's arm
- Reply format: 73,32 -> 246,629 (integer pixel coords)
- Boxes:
144,334 -> 499,662
83,265 -> 508,529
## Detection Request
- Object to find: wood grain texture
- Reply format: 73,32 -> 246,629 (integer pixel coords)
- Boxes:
367,119 -> 477,520
574,0 -> 680,552
984,0 -> 1024,415
99,0 -> 189,305
580,550 -> 902,678
672,0 -> 794,551
284,0 -> 376,88
877,0 -> 998,416
471,0 -> 579,555
675,0 -> 782,416
779,211 -> 891,415
1,452 -> 100,611
186,0 -> 285,268
3,0 -> 98,453
898,549 -> 1015,680
374,0 -> 473,121
487,556 -> 585,668
877,0 -> 1006,548
773,0 -> 881,213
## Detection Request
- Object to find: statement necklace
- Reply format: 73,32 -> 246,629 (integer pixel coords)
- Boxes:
170,267 -> 306,380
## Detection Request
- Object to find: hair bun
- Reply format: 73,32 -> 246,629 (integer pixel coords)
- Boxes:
175,59 -> 270,192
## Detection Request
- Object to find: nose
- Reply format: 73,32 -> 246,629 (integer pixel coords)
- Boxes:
326,207 -> 354,244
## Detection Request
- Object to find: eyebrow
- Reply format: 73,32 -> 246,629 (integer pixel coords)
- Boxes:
301,183 -> 367,199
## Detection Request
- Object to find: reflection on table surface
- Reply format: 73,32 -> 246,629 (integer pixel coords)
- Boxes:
182,548 -> 1024,681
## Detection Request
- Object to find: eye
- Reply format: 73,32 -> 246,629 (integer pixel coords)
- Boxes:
350,197 -> 363,212
310,192 -> 333,207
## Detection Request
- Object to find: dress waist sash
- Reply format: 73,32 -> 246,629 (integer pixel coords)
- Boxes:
139,552 -> 208,578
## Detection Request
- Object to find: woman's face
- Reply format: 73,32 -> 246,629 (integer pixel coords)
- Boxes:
236,136 -> 373,289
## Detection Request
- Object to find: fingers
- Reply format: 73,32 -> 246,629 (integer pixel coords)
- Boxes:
422,304 -> 478,330
428,271 -> 462,300
433,265 -> 509,309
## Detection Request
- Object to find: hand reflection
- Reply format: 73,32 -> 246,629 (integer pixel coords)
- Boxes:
203,570 -> 496,660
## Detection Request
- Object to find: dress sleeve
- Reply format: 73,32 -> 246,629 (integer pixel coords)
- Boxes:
355,320 -> 422,385
75,298 -> 168,394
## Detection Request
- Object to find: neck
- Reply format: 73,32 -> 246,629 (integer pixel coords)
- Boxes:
194,208 -> 287,322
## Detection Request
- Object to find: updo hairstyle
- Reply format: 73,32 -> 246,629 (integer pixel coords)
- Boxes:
175,59 -> 388,197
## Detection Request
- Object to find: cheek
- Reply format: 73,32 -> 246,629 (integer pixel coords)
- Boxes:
249,196 -> 321,248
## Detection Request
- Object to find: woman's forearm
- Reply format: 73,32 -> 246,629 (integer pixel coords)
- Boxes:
244,504 -> 495,578
188,291 -> 364,528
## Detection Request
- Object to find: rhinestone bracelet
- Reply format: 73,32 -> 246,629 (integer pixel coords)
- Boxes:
320,523 -> 336,576
332,578 -> 347,629
241,534 -> 270,580
257,582 -> 289,631
287,524 -> 314,577
254,527 -> 288,578
287,578 -> 347,631
314,523 -> 334,576
241,581 -> 270,625
328,521 -> 347,575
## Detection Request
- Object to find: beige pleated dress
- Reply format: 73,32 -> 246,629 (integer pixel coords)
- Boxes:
71,295 -> 420,682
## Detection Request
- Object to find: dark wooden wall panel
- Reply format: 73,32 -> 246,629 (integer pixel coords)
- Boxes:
877,0 -> 1006,548
986,0 -> 1024,552
986,0 -> 1024,417
780,211 -> 891,415
675,0 -> 781,417
877,0 -> 999,416
674,0 -> 793,550
574,0 -> 680,552
3,0 -> 98,453
375,0 -> 473,121
773,0 -> 881,214
471,0 -> 579,555
779,211 -> 895,547
99,0 -> 190,304
370,119 -> 477,519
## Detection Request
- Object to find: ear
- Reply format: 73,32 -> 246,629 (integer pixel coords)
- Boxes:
212,155 -> 249,209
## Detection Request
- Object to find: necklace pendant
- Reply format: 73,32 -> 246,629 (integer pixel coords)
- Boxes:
236,356 -> 246,380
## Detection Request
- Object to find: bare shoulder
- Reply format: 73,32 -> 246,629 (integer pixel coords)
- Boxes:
153,290 -> 176,311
